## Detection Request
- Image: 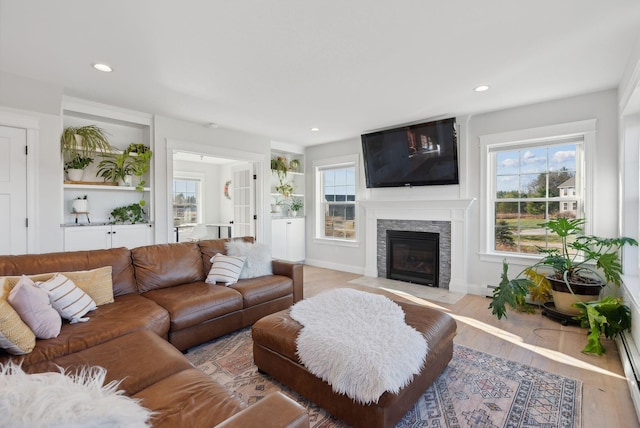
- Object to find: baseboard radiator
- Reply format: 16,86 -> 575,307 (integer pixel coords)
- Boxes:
617,331 -> 640,421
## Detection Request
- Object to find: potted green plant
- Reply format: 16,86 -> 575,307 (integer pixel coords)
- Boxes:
275,181 -> 294,198
64,154 -> 93,181
289,198 -> 303,217
109,203 -> 146,224
60,125 -> 113,158
489,218 -> 637,355
270,156 -> 289,180
71,195 -> 88,213
96,152 -> 136,185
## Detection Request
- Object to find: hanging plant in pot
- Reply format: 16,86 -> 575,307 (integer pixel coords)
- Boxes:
489,217 -> 638,355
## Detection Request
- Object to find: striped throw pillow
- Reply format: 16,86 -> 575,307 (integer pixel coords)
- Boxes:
205,254 -> 246,286
36,274 -> 97,323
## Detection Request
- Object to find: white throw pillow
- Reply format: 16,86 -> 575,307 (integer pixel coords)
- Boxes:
206,253 -> 246,286
8,276 -> 61,339
225,240 -> 273,279
36,274 -> 97,324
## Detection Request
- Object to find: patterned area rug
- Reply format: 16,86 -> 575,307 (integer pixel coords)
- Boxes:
186,328 -> 582,427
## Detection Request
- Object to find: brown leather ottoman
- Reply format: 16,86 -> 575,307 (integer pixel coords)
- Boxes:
252,299 -> 457,428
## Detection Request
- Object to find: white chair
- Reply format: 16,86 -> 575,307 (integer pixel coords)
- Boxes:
188,224 -> 209,241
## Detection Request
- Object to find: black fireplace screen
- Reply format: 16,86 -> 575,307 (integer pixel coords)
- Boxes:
386,230 -> 439,287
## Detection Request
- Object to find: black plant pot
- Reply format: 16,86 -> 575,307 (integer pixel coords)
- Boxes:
546,276 -> 603,316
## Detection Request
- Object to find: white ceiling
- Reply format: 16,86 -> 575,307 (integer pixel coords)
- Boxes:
2,1 -> 640,146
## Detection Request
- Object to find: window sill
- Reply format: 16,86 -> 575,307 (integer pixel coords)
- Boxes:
313,237 -> 359,248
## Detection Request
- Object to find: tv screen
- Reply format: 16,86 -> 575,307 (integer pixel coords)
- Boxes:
361,117 -> 459,188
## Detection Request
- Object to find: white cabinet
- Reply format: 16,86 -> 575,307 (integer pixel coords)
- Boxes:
271,218 -> 305,262
64,224 -> 153,251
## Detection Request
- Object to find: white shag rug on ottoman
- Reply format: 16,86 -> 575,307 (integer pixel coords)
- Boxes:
290,288 -> 428,405
0,362 -> 153,428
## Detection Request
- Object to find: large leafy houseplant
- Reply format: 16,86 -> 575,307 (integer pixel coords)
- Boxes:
489,218 -> 637,355
60,125 -> 113,158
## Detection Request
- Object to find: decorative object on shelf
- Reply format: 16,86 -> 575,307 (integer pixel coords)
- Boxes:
96,143 -> 152,204
271,198 -> 286,214
224,180 -> 231,200
60,125 -> 113,158
109,203 -> 146,224
275,181 -> 294,198
64,155 -> 93,181
489,217 -> 638,355
289,198 -> 303,217
270,156 -> 289,180
71,195 -> 88,213
97,152 -> 136,185
289,158 -> 301,172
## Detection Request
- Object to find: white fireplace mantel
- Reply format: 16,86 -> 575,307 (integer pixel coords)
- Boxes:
361,199 -> 475,294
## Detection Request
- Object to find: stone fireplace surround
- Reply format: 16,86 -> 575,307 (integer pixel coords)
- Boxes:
378,220 -> 450,289
361,199 -> 475,294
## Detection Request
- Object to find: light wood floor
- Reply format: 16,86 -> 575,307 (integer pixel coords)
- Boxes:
303,265 -> 639,428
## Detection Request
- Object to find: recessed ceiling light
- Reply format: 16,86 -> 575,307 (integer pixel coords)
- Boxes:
311,127 -> 320,132
474,85 -> 490,92
93,63 -> 113,72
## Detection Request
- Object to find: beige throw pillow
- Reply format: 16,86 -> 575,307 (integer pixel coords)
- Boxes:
0,279 -> 36,355
8,276 -> 62,339
0,266 -> 114,307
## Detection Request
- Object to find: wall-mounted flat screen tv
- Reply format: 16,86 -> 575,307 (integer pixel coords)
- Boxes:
361,117 -> 459,188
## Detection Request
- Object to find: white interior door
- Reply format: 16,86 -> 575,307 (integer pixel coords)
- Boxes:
0,126 -> 28,254
232,164 -> 255,238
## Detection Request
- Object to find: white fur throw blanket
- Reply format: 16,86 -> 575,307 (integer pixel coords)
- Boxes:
0,362 -> 152,428
290,288 -> 428,404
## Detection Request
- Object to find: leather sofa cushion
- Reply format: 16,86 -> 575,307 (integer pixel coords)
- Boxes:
143,282 -> 243,331
0,294 -> 170,366
230,275 -> 293,307
134,368 -> 246,428
26,330 -> 193,396
132,243 -> 205,293
0,247 -> 137,297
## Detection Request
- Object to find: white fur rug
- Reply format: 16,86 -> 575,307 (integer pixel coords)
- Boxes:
0,362 -> 152,428
290,288 -> 427,404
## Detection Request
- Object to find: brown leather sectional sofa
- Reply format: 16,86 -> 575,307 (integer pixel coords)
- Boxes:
0,237 -> 308,428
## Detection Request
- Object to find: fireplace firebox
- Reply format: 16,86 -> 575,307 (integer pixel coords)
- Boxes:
386,230 -> 439,287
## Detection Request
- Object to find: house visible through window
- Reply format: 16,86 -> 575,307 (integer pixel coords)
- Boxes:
317,163 -> 356,241
173,177 -> 202,226
492,140 -> 582,254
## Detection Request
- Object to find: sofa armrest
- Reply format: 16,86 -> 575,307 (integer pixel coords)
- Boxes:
214,392 -> 309,428
272,260 -> 304,302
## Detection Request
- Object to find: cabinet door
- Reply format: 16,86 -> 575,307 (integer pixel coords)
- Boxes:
271,219 -> 288,260
286,218 -> 305,262
64,226 -> 111,251
111,224 -> 153,249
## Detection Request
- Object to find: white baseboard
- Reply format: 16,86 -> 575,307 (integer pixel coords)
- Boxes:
617,332 -> 640,423
303,258 -> 365,275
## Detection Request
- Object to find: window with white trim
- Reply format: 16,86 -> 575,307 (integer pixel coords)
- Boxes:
489,136 -> 585,255
173,177 -> 202,226
315,157 -> 357,242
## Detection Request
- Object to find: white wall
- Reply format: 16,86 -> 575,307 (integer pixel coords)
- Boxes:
468,89 -> 619,291
305,89 -> 620,292
304,138 -> 366,273
173,160 -> 222,224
